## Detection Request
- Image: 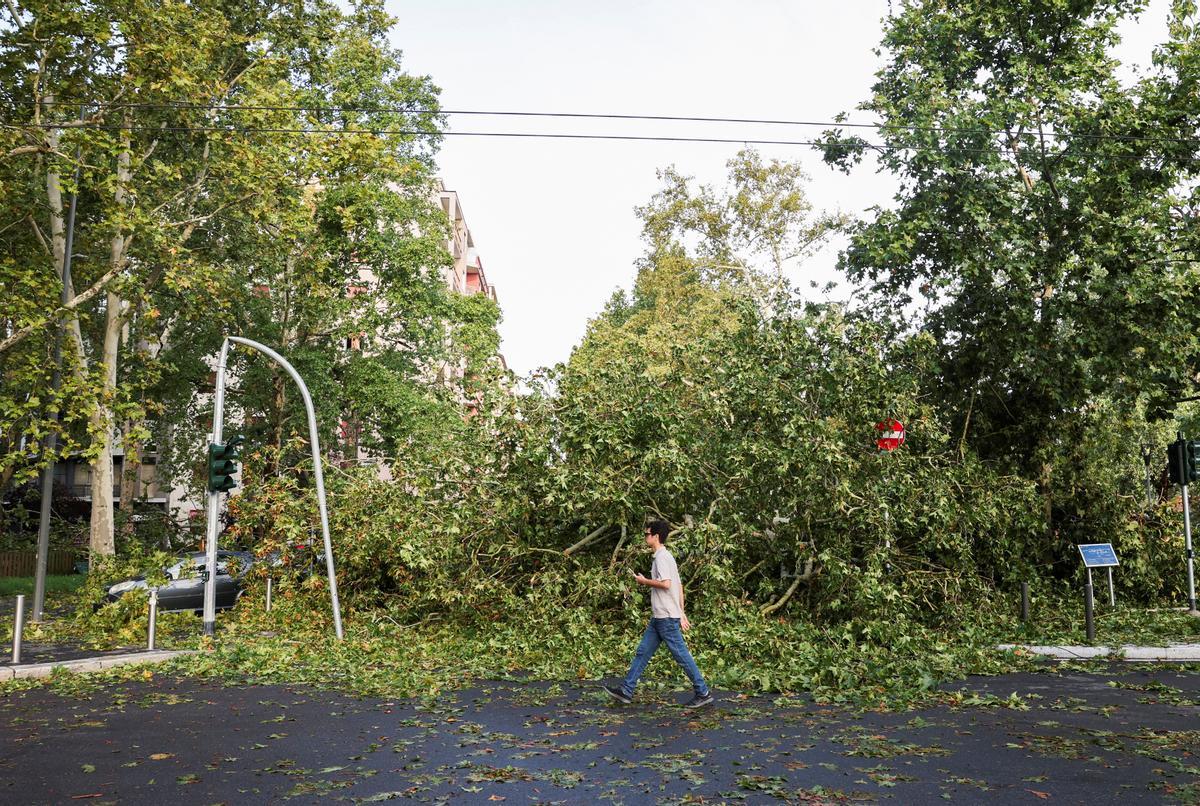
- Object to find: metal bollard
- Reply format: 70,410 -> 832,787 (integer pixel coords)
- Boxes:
1020,582 -> 1030,623
12,594 -> 25,664
147,589 -> 158,651
266,578 -> 273,612
1084,580 -> 1095,644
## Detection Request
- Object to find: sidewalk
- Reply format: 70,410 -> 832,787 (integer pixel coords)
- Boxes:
3,587 -> 190,682
999,642 -> 1200,661
1,647 -> 192,681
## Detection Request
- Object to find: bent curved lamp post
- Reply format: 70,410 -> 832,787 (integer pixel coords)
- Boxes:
203,336 -> 344,640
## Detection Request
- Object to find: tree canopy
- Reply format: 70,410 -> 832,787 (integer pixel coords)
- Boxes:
818,0 -> 1200,552
0,0 -> 491,550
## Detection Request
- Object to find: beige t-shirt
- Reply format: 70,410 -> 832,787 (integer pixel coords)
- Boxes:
650,547 -> 684,618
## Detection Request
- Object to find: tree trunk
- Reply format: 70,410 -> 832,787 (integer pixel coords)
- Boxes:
119,419 -> 140,520
89,290 -> 122,556
43,95 -> 87,370
43,96 -> 101,550
271,376 -> 286,473
89,113 -> 133,557
119,312 -> 147,531
1040,459 -> 1054,547
45,130 -> 67,279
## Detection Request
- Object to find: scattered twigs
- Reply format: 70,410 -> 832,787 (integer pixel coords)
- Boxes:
740,558 -> 767,581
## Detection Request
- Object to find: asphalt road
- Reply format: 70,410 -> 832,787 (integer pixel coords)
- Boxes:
1,665 -> 1198,804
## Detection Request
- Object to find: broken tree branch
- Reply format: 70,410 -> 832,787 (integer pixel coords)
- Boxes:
563,524 -> 613,556
609,524 -> 627,569
759,558 -> 817,617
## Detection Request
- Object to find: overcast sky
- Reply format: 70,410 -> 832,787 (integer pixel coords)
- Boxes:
393,1 -> 1171,376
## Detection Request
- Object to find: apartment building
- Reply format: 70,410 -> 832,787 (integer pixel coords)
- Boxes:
435,180 -> 507,374
438,181 -> 498,302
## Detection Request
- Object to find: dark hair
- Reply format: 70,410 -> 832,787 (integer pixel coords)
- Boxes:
646,519 -> 671,543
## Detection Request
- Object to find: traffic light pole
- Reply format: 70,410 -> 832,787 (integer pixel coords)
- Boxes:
1184,482 -> 1198,616
202,338 -> 231,637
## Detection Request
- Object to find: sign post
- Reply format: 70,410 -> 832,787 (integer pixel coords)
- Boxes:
202,338 -> 230,639
1078,543 -> 1119,644
875,419 -> 905,566
1185,484 -> 1197,616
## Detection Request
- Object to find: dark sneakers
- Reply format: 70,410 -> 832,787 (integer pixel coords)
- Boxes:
604,684 -> 714,709
602,685 -> 632,704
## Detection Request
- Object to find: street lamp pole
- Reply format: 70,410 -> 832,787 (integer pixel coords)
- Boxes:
201,336 -> 343,640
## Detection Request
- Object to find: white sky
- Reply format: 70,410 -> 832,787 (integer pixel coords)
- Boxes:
392,0 -> 1171,376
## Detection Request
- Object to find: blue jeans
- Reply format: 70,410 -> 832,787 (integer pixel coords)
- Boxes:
620,618 -> 709,698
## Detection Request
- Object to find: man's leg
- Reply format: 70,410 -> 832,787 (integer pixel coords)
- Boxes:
619,620 -> 662,698
658,618 -> 709,696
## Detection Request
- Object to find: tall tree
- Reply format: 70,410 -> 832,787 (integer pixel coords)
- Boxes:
819,0 -> 1200,549
0,0 -> 444,552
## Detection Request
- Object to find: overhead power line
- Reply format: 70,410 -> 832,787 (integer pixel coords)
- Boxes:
20,99 -> 1200,148
5,120 -> 1196,163
7,120 -> 881,149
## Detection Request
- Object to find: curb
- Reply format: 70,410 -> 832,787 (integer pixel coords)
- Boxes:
0,649 -> 194,681
998,643 -> 1200,662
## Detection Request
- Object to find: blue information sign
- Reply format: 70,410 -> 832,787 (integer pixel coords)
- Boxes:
1078,543 -> 1119,568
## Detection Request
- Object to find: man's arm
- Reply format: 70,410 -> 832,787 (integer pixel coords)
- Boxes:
635,574 -> 672,591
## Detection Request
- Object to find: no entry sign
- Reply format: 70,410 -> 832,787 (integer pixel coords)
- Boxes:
875,419 -> 905,451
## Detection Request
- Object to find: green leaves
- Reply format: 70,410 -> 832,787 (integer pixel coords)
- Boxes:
0,0 -> 467,538
818,0 -> 1200,556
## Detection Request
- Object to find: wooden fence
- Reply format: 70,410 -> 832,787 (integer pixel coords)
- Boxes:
0,550 -> 77,577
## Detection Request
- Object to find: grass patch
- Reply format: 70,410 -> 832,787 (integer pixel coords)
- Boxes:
0,575 -> 87,597
1002,590 -> 1200,647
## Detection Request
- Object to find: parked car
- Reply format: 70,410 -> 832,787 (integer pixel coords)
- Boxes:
102,551 -> 255,613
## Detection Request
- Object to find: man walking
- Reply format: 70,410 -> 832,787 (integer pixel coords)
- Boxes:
603,520 -> 714,709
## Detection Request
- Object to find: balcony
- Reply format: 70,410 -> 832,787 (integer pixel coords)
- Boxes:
62,484 -> 121,501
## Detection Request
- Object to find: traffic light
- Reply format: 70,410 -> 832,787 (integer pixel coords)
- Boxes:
1169,440 -> 1184,485
207,435 -> 244,492
1168,438 -> 1200,485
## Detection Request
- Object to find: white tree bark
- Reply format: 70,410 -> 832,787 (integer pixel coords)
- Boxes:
89,290 -> 122,556
43,94 -> 89,379
45,135 -> 66,276
89,115 -> 133,557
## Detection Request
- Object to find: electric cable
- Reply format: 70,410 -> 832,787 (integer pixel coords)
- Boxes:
5,121 -> 1196,162
17,99 -> 1200,148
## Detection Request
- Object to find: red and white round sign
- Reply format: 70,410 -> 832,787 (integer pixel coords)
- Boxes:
875,419 -> 905,451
